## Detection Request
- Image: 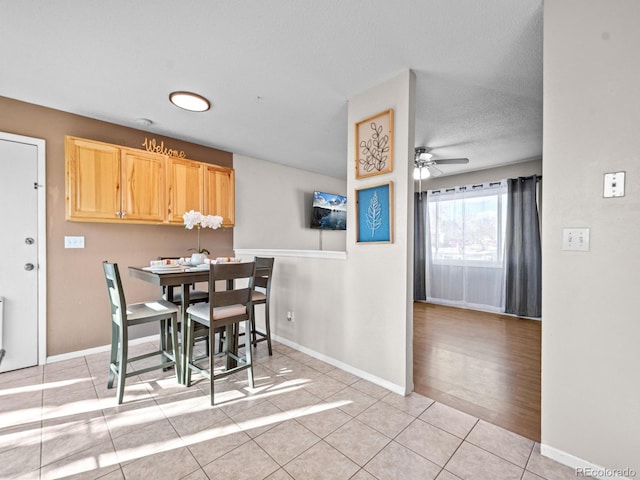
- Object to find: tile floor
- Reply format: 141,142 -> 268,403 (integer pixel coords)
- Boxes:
0,341 -> 588,480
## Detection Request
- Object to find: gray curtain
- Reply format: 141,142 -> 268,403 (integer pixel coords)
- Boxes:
505,175 -> 541,317
414,192 -> 427,300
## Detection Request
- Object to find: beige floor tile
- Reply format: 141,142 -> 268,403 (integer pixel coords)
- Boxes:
96,469 -> 125,480
185,417 -> 250,466
364,441 -> 441,480
159,393 -> 230,437
103,400 -> 167,440
39,439 -> 119,480
327,386 -> 378,417
446,442 -> 524,480
325,368 -> 361,386
111,417 -> 184,465
287,351 -> 314,364
228,397 -> 288,438
0,389 -> 42,428
202,440 -> 279,480
44,357 -> 88,374
350,469 -> 378,479
180,468 -> 209,480
522,472 -> 545,480
381,391 -> 435,417
121,446 -> 200,480
436,471 -> 463,480
466,420 -> 534,467
0,443 -> 41,479
396,418 -> 462,467
302,374 -> 348,400
356,400 -> 414,438
0,365 -> 44,385
526,443 -> 580,480
303,357 -> 336,374
255,420 -> 320,465
267,387 -> 322,417
284,441 -> 359,480
419,402 -> 478,439
265,468 -> 295,479
0,420 -> 41,454
271,342 -> 298,356
41,415 -> 112,467
294,402 -> 352,438
325,418 -> 391,466
351,379 -> 392,399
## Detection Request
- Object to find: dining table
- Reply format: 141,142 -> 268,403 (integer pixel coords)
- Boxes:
128,264 -> 242,385
128,265 -> 211,384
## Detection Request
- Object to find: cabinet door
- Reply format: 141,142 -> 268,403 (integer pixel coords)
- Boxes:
203,164 -> 235,226
66,136 -> 121,221
121,148 -> 166,223
167,157 -> 204,224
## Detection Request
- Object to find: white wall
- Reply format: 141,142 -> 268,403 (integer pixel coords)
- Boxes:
543,0 -> 640,473
234,71 -> 415,393
345,71 -> 416,391
233,154 -> 346,251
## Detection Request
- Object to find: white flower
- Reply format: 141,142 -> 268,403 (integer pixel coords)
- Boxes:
201,214 -> 223,230
183,210 -> 203,230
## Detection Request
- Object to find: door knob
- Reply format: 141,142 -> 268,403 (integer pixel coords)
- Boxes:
25,237 -> 34,245
24,263 -> 35,271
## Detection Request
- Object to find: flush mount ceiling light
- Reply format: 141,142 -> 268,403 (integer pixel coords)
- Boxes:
169,91 -> 210,112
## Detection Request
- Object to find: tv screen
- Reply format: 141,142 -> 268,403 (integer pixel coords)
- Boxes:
311,191 -> 347,230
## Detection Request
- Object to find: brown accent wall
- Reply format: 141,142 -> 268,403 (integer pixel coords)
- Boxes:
0,96 -> 234,356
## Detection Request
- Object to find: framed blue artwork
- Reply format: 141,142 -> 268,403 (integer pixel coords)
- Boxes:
356,181 -> 394,243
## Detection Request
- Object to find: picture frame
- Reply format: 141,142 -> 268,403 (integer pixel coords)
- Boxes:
355,109 -> 394,179
356,181 -> 393,244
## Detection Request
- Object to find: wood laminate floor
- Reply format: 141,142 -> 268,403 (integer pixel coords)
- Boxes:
413,302 -> 541,442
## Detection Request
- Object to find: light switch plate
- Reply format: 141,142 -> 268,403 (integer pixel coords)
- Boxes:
604,171 -> 625,198
64,236 -> 85,249
562,228 -> 589,251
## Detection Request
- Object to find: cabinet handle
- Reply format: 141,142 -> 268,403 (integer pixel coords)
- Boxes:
115,211 -> 121,217
121,211 -> 127,217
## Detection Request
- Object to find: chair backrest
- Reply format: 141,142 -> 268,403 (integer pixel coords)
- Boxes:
254,256 -> 275,291
207,262 -> 256,324
102,261 -> 127,326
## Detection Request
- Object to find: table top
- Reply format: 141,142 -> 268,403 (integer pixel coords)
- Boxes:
128,265 -> 210,286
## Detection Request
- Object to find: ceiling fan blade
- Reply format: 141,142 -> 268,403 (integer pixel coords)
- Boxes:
427,164 -> 444,177
433,158 -> 469,165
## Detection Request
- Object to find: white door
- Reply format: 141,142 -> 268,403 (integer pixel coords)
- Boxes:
0,135 -> 40,372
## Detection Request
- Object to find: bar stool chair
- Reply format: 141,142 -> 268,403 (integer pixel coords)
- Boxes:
250,257 -> 275,355
102,261 -> 179,404
184,261 -> 256,405
216,257 -> 275,355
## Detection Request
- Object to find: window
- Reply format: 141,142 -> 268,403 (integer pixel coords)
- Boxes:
428,182 -> 507,267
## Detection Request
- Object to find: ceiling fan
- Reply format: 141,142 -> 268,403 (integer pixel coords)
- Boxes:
413,147 -> 469,180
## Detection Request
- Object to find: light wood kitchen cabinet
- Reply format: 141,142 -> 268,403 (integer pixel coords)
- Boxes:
120,148 -> 166,223
166,157 -> 204,224
204,164 -> 235,226
65,136 -> 235,226
66,137 -> 122,221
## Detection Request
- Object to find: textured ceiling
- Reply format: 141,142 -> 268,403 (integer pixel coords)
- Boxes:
0,0 -> 543,179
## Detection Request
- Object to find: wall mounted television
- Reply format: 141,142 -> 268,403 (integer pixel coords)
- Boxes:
311,191 -> 347,230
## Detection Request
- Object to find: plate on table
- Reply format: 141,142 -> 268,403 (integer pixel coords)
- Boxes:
146,265 -> 185,273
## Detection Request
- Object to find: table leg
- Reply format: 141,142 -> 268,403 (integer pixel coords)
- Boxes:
180,285 -> 191,385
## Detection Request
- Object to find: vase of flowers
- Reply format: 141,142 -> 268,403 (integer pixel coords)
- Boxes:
183,210 -> 224,265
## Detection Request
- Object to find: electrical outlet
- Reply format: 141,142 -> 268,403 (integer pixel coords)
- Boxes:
287,311 -> 294,322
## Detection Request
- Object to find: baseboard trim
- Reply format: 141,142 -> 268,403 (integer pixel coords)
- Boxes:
272,334 -> 407,396
46,335 -> 160,364
540,444 -> 635,480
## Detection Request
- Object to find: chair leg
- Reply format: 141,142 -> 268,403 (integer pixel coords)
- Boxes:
209,328 -> 215,406
251,305 -> 257,347
116,327 -> 128,405
264,302 -> 273,356
107,321 -> 118,389
184,315 -> 195,387
169,315 -> 180,383
245,319 -> 254,389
